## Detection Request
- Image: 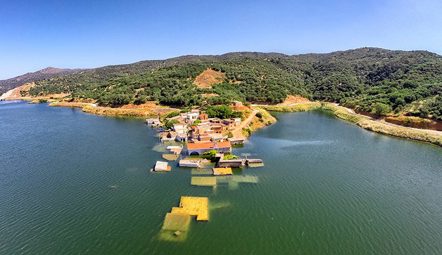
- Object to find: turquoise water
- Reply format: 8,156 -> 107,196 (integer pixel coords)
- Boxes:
1,101 -> 441,254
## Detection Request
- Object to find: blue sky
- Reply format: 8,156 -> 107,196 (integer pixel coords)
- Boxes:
1,0 -> 441,79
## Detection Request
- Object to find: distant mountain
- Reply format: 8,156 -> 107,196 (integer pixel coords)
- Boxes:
16,48 -> 442,120
0,67 -> 80,95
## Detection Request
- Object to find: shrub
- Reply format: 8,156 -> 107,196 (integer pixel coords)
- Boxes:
205,105 -> 241,119
164,119 -> 179,130
133,96 -> 147,105
165,111 -> 180,118
223,154 -> 238,160
202,150 -> 218,161
371,103 -> 392,117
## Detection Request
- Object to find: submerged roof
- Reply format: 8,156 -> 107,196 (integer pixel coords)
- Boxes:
213,167 -> 233,176
154,161 -> 170,171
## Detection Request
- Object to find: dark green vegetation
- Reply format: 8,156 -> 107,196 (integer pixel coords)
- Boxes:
0,67 -> 78,95
201,150 -> 218,161
205,105 -> 242,119
201,149 -> 238,161
27,48 -> 442,120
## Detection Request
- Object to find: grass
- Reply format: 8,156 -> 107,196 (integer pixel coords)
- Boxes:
261,102 -> 321,112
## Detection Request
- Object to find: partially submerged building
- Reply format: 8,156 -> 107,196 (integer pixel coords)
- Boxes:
160,131 -> 177,142
213,167 -> 233,176
146,118 -> 161,127
179,159 -> 200,168
153,161 -> 171,172
186,141 -> 232,155
173,124 -> 188,142
228,137 -> 246,145
217,159 -> 245,168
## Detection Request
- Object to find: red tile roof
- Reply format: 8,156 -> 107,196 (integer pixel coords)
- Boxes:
186,141 -> 231,150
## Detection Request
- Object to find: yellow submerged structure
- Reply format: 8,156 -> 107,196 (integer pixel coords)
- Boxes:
172,196 -> 209,221
212,167 -> 233,176
159,196 -> 209,241
191,176 -> 217,186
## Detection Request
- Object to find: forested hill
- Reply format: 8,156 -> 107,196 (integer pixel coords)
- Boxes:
0,67 -> 80,95
28,48 -> 442,120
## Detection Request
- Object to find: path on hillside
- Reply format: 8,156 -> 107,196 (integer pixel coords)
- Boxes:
255,101 -> 441,136
232,110 -> 258,138
376,118 -> 442,136
334,103 -> 442,136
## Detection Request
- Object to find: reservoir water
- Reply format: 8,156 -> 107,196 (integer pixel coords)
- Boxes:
1,101 -> 441,255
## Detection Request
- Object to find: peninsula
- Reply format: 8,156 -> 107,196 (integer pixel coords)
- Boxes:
1,48 -> 441,146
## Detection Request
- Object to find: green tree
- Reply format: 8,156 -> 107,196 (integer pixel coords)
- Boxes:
164,119 -> 179,130
206,105 -> 239,119
371,103 -> 392,117
202,150 -> 218,161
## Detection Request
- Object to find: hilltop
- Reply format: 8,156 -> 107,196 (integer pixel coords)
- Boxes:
0,67 -> 80,95
6,47 -> 442,120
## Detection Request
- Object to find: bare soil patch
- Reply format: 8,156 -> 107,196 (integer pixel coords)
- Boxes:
193,69 -> 225,88
277,95 -> 311,106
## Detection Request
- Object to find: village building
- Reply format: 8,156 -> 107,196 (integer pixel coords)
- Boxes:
153,161 -> 171,172
173,123 -> 187,134
217,159 -> 245,168
146,118 -> 161,127
158,108 -> 244,144
175,133 -> 187,142
209,133 -> 225,141
199,112 -> 208,121
173,124 -> 188,142
222,119 -> 236,129
187,112 -> 199,122
210,124 -> 224,134
209,118 -> 223,124
179,159 -> 200,168
198,133 -> 212,142
160,131 -> 177,142
186,141 -> 232,155
228,137 -> 246,145
180,109 -> 200,123
197,123 -> 211,133
166,145 -> 183,155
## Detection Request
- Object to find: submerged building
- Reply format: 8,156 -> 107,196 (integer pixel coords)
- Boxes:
186,141 -> 232,155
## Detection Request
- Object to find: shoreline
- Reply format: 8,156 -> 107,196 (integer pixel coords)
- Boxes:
49,101 -> 177,119
45,100 -> 442,147
3,96 -> 441,147
262,103 -> 442,147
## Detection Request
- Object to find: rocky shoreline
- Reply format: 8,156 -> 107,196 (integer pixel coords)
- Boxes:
262,103 -> 442,147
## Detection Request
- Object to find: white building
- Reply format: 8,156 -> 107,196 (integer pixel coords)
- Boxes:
173,123 -> 188,142
180,110 -> 200,123
173,124 -> 187,135
154,161 -> 171,172
146,118 -> 161,127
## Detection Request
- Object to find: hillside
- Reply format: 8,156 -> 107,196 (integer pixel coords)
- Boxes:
22,48 -> 442,120
0,67 -> 80,95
